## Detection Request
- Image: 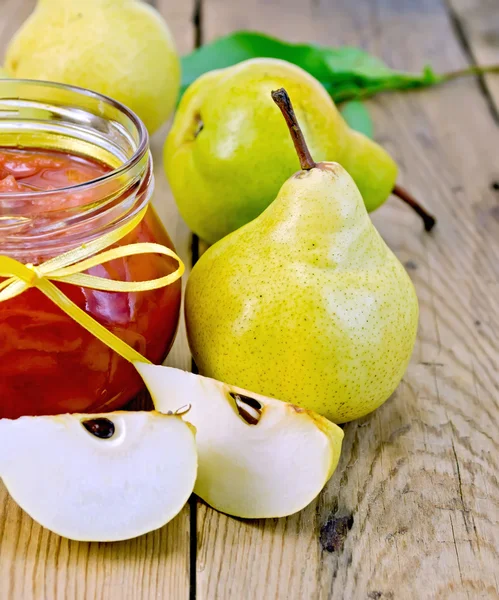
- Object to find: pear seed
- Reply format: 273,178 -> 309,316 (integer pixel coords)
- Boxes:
82,418 -> 115,439
231,392 -> 262,425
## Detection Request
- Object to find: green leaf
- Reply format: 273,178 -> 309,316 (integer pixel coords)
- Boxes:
180,31 -> 443,102
340,101 -> 373,138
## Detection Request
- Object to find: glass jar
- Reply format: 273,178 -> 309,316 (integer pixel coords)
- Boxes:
0,80 -> 182,419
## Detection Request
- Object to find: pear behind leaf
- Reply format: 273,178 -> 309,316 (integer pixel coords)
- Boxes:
165,58 -> 397,244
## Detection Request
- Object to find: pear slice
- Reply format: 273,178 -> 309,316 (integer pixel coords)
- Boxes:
135,364 -> 344,519
0,411 -> 197,542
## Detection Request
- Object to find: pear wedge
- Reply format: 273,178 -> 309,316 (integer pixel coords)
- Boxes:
0,411 -> 197,542
136,363 -> 344,519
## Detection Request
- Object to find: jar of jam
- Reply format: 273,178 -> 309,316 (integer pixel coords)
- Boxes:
0,80 -> 182,418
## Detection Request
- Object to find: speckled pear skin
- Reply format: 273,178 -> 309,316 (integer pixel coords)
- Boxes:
185,162 -> 418,423
165,58 -> 397,244
5,0 -> 180,134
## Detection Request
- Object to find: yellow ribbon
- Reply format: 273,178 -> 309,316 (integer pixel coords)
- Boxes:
0,207 -> 184,364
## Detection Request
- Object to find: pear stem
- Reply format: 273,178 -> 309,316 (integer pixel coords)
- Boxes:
272,88 -> 437,232
271,88 -> 316,170
392,184 -> 436,232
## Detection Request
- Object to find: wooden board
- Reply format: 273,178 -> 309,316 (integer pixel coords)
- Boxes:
0,1 -> 196,599
196,0 -> 499,598
1,0 -> 499,598
447,0 -> 499,114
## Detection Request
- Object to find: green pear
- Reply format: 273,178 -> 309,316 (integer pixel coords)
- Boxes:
185,88 -> 419,423
165,58 -> 434,244
136,363 -> 344,518
4,0 -> 180,133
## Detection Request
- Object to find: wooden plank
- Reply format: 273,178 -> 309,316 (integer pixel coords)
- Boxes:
0,1 -> 196,598
446,0 -> 499,114
196,0 -> 499,598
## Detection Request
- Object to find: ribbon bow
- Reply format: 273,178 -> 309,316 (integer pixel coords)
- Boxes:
0,207 -> 184,364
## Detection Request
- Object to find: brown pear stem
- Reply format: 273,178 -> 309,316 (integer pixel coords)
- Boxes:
392,184 -> 436,232
273,88 -> 437,232
271,88 -> 316,170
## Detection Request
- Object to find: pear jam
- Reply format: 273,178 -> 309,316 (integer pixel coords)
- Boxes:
0,147 -> 181,419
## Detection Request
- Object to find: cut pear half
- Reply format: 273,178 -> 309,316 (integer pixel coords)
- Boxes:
0,411 -> 197,542
136,364 -> 344,519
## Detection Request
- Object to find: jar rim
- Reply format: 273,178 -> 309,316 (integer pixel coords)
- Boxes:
0,79 -> 154,260
0,78 -> 149,198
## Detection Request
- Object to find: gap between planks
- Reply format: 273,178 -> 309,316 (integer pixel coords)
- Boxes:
444,0 -> 499,122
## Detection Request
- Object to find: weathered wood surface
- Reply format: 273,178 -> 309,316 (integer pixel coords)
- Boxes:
0,1 -> 195,599
447,0 -> 499,114
0,0 -> 498,599
197,1 -> 499,599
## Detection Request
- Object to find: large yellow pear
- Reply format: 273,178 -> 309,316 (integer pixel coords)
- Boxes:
185,89 -> 419,423
5,0 -> 180,133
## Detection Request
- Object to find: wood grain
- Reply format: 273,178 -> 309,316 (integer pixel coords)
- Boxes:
0,1 -> 196,598
196,0 -> 499,598
446,0 -> 499,114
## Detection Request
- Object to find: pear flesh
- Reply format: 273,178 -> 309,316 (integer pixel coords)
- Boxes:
0,411 -> 197,542
185,89 -> 419,424
136,363 -> 344,519
4,0 -> 180,133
